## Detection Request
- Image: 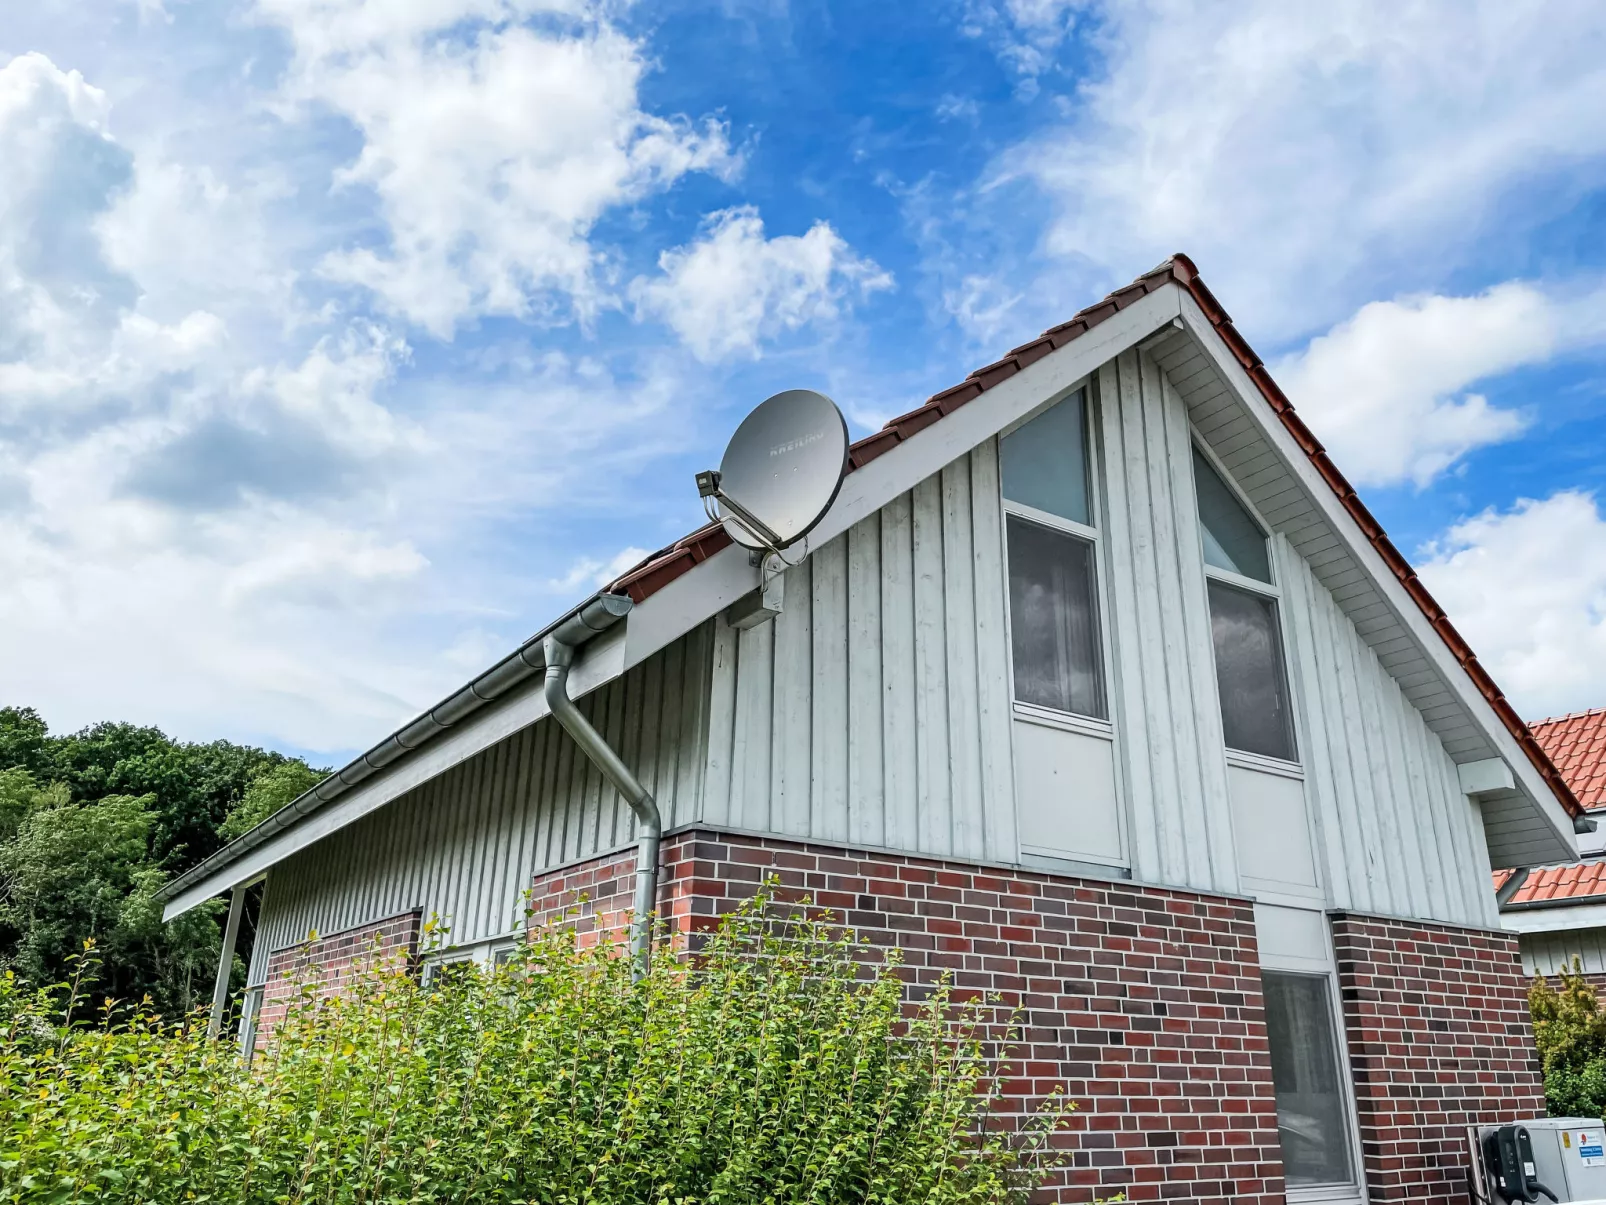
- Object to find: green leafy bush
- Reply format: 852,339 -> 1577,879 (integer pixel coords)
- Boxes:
1530,960 -> 1606,1121
0,895 -> 1067,1203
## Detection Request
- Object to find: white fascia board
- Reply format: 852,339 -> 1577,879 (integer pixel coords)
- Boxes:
161,627 -> 627,921
1176,292 -> 1577,865
625,285 -> 1184,672
1503,900 -> 1606,935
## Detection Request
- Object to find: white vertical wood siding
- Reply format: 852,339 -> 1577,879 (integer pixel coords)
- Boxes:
248,626 -> 713,984
701,445 -> 1018,864
1520,929 -> 1606,977
1276,536 -> 1499,928
1097,350 -> 1240,893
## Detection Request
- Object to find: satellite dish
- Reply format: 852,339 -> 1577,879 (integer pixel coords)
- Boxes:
698,389 -> 849,552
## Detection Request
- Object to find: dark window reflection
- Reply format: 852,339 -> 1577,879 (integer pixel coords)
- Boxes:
1007,515 -> 1106,719
1208,581 -> 1295,761
1262,971 -> 1353,1187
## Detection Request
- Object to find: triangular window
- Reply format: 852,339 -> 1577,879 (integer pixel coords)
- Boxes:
1193,446 -> 1270,584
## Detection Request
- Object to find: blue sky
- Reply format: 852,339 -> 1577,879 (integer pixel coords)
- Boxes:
2,0 -> 1605,764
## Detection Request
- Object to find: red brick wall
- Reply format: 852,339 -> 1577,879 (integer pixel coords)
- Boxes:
255,910 -> 421,1045
531,830 -> 1287,1205
1329,912 -> 1545,1203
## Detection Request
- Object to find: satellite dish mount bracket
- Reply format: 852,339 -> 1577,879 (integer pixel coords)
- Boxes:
698,469 -> 794,627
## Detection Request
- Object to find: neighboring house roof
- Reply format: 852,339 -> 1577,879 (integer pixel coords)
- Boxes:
607,254 -> 1582,821
164,253 -> 1583,919
1498,862 -> 1606,907
1492,710 -> 1606,911
1533,708 -> 1606,811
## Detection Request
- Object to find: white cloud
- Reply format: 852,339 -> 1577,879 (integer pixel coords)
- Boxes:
256,0 -> 734,337
1420,491 -> 1606,721
999,1 -> 1606,338
547,545 -> 650,595
629,206 -> 891,363
1271,283 -> 1589,487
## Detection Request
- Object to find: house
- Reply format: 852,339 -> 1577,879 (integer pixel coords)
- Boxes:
162,256 -> 1588,1205
1496,708 -> 1606,988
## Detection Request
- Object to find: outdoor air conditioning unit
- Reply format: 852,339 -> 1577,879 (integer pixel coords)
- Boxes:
1471,1119 -> 1606,1203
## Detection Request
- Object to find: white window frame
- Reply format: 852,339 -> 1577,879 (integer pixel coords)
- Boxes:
419,931 -> 522,986
998,383 -> 1118,735
1191,434 -> 1302,771
1258,921 -> 1367,1205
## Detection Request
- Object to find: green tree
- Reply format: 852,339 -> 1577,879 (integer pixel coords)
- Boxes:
1530,961 -> 1606,1120
0,791 -> 223,1016
220,760 -> 324,842
0,705 -> 323,1017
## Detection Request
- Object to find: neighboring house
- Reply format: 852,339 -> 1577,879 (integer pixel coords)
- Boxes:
162,256 -> 1588,1205
1497,708 -> 1606,987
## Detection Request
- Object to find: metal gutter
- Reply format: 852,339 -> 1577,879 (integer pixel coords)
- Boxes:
161,592 -> 634,913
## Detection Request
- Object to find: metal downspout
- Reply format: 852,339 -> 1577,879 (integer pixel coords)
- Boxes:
542,633 -> 662,978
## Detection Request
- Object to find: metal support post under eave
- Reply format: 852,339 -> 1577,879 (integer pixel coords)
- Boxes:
207,884 -> 246,1039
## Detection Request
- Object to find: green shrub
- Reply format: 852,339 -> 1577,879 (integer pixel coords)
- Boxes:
1530,959 -> 1606,1121
0,894 -> 1068,1203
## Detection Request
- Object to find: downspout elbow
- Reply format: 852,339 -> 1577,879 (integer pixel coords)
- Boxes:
542,635 -> 662,976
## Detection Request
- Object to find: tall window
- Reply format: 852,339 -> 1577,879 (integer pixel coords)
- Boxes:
1193,445 -> 1296,762
1262,971 -> 1355,1189
1001,391 -> 1106,720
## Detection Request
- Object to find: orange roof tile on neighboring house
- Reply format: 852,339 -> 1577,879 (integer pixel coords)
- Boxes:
1498,861 -> 1606,907
1533,708 -> 1606,811
609,254 -> 1582,821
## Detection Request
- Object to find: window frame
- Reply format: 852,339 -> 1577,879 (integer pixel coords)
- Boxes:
419,932 -> 523,986
1258,928 -> 1366,1205
1191,435 -> 1301,770
998,384 -> 1117,733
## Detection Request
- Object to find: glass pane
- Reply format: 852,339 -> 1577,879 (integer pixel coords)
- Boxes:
1208,581 -> 1296,761
1194,447 -> 1271,583
1000,391 -> 1091,525
1262,971 -> 1354,1188
1007,515 -> 1106,718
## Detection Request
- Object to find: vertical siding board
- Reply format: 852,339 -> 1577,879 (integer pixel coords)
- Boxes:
1386,685 -> 1441,920
846,514 -> 886,848
602,674 -> 631,850
1154,356 -> 1233,890
642,636 -> 673,827
535,718 -> 561,870
1279,550 -> 1351,910
1098,360 -> 1162,882
969,439 -> 1017,863
1352,629 -> 1413,916
811,535 -> 851,844
942,458 -> 985,860
911,474 -> 953,856
733,620 -> 776,832
1119,350 -> 1188,885
674,624 -> 712,828
616,659 -> 647,847
702,617 -> 739,828
1313,580 -> 1375,912
772,560 -> 814,836
881,492 -> 920,851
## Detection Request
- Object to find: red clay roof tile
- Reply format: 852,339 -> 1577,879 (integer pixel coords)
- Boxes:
606,255 -> 1581,820
1502,860 -> 1606,906
1532,709 -> 1606,810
